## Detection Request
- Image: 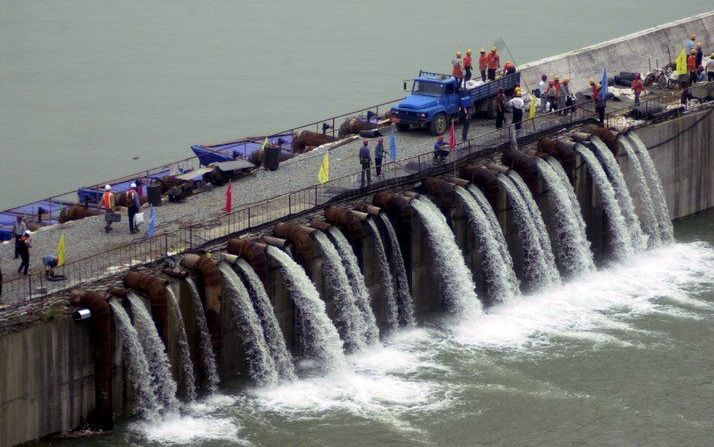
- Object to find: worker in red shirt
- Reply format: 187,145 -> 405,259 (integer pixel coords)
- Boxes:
463,49 -> 473,84
687,49 -> 698,85
589,79 -> 599,103
631,73 -> 645,105
452,51 -> 464,89
477,49 -> 488,81
487,48 -> 500,81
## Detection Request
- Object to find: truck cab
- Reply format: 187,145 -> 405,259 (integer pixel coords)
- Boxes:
390,71 -> 460,135
391,69 -> 521,135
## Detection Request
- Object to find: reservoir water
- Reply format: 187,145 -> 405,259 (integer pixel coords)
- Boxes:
47,209 -> 714,446
1,1 -> 712,206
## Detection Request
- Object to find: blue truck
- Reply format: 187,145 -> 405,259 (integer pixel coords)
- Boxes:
390,70 -> 521,135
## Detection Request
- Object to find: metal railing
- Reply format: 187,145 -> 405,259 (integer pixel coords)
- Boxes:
3,91 -> 710,305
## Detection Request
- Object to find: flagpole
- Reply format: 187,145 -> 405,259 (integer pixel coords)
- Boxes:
497,37 -> 530,93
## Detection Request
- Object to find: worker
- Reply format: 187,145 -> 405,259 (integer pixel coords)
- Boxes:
687,49 -> 698,85
590,79 -> 599,103
595,84 -> 607,126
433,136 -> 449,162
452,51 -> 464,90
631,73 -> 645,105
538,75 -> 548,112
478,49 -> 488,81
458,102 -> 471,141
509,91 -> 525,130
707,53 -> 714,82
42,255 -> 58,279
12,215 -> 26,259
374,137 -> 384,177
463,49 -> 473,84
127,182 -> 141,234
359,140 -> 372,188
496,87 -> 507,128
487,48 -> 500,81
546,80 -> 558,113
17,230 -> 31,275
102,184 -> 116,233
503,61 -> 516,76
561,79 -> 574,114
695,42 -> 703,68
553,76 -> 561,94
685,33 -> 696,54
557,78 -> 569,114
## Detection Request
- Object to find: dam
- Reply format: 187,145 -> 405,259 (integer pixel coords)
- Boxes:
1,12 -> 714,447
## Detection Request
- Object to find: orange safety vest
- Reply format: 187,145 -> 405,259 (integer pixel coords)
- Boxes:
487,52 -> 500,69
452,60 -> 463,78
463,54 -> 472,68
102,191 -> 114,210
632,79 -> 644,94
687,54 -> 697,71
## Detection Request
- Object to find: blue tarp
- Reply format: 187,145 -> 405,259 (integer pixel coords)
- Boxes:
191,133 -> 294,167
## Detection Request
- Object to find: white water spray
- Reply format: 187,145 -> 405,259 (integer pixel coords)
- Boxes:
378,213 -> 416,326
411,197 -> 481,314
267,246 -> 346,371
219,263 -> 279,385
363,220 -> 400,332
185,278 -> 220,392
166,287 -> 197,401
127,292 -> 180,411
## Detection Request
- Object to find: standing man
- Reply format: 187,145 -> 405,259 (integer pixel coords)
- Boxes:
538,75 -> 548,112
17,230 -> 31,275
631,74 -> 645,105
706,53 -> 714,81
487,48 -> 500,81
478,49 -> 488,82
374,137 -> 384,177
452,51 -> 464,90
459,103 -> 471,141
102,184 -> 116,233
595,84 -> 607,126
359,140 -> 371,189
127,183 -> 140,234
546,80 -> 558,113
695,42 -> 703,68
463,49 -> 473,85
496,87 -> 507,128
509,92 -> 525,130
561,79 -> 574,113
687,49 -> 698,86
12,216 -> 26,259
685,33 -> 696,54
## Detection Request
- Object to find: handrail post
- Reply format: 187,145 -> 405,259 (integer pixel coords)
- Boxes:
248,207 -> 251,227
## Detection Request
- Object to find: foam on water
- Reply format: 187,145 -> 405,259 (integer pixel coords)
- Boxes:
378,213 -> 416,326
185,278 -> 220,392
411,197 -> 481,314
589,136 -> 647,251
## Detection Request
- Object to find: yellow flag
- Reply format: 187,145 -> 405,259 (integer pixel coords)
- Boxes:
261,137 -> 269,150
529,95 -> 537,120
675,48 -> 688,75
317,152 -> 329,184
57,234 -> 66,267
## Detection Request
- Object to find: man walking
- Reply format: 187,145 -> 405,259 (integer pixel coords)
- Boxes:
17,230 -> 31,275
102,184 -> 116,233
595,84 -> 607,126
459,103 -> 471,141
12,216 -> 26,259
127,183 -> 141,234
359,140 -> 371,188
374,137 -> 384,177
509,91 -> 525,130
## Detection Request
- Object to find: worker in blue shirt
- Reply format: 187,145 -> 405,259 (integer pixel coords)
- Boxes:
359,140 -> 371,188
433,136 -> 449,162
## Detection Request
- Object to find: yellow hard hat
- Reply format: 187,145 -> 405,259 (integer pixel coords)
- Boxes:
479,48 -> 485,53
516,91 -> 522,97
596,83 -> 602,88
456,51 -> 462,57
589,79 -> 595,85
554,75 -> 560,81
466,48 -> 472,54
690,33 -> 696,39
563,78 -> 570,83
691,49 -> 696,54
491,47 -> 497,52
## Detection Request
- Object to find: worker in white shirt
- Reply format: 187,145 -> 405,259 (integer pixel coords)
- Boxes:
509,91 -> 525,130
538,74 -> 548,112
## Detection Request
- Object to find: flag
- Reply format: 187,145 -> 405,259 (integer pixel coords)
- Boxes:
146,205 -> 157,238
599,69 -> 609,100
675,48 -> 688,75
57,234 -> 66,267
224,179 -> 233,213
317,151 -> 330,184
261,136 -> 269,150
529,95 -> 537,120
448,120 -> 456,149
389,132 -> 397,161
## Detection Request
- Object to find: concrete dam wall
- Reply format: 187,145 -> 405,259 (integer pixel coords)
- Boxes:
1,108 -> 712,446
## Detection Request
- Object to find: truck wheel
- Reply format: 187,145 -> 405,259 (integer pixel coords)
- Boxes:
430,113 -> 448,135
396,123 -> 410,132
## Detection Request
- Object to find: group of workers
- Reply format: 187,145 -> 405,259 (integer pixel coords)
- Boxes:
451,48 -> 515,88
358,137 -> 385,188
685,33 -> 713,85
101,182 -> 142,234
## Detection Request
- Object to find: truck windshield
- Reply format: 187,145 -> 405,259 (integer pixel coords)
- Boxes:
413,81 -> 443,96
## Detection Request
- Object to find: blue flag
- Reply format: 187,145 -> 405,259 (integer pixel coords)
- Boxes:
599,68 -> 608,101
146,205 -> 157,238
389,132 -> 397,161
